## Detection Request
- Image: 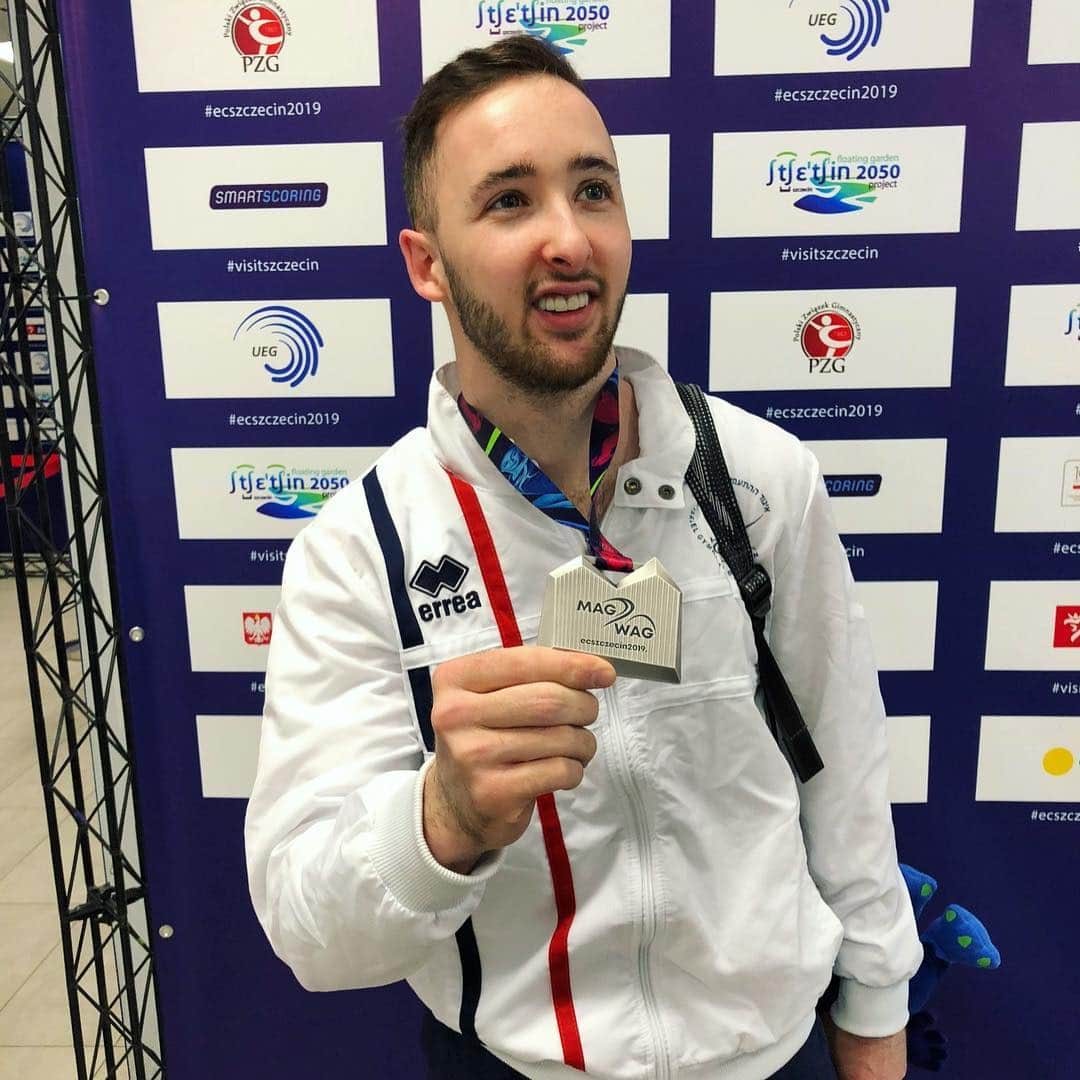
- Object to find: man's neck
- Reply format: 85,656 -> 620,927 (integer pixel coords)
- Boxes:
458,352 -> 639,519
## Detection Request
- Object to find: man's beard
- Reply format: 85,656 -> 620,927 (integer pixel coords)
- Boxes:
442,254 -> 625,397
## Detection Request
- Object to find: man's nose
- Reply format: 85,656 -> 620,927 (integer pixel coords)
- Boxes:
539,202 -> 592,272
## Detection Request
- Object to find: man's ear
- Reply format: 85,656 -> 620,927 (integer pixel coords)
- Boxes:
399,228 -> 447,303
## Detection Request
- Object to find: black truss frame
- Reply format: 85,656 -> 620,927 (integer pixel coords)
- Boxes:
0,2 -> 163,1077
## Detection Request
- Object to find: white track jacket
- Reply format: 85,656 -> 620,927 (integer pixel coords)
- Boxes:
245,348 -> 922,1079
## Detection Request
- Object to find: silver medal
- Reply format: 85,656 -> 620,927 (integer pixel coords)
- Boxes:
538,556 -> 682,682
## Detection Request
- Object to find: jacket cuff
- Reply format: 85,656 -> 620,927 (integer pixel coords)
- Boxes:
830,977 -> 910,1038
368,759 -> 504,914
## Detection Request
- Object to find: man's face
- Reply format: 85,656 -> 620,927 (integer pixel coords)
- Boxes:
428,74 -> 632,396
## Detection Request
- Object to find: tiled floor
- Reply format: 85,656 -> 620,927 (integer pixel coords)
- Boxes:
0,576 -> 118,1079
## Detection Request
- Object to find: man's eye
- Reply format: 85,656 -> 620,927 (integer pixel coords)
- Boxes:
489,192 -> 525,212
580,181 -> 611,202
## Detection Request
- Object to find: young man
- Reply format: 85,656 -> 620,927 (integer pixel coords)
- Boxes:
245,37 -> 920,1080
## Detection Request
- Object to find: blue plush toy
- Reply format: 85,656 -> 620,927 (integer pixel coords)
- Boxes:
817,865 -> 1000,1072
898,864 -> 1002,1071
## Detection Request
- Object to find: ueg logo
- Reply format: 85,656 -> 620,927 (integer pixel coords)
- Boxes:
209,183 -> 327,210
472,3 -> 614,57
796,302 -> 861,373
409,555 -> 483,622
234,305 -> 324,389
226,2 -> 291,73
1062,460 -> 1080,508
576,596 -> 655,640
227,463 -> 348,519
766,149 -> 902,215
792,0 -> 892,63
243,611 -> 273,645
824,473 -> 883,497
1053,606 -> 1080,648
1066,302 -> 1080,341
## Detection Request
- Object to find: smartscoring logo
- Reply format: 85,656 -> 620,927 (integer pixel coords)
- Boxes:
823,473 -> 882,497
790,0 -> 891,63
234,305 -> 324,389
227,463 -> 348,519
472,2 -> 613,56
209,183 -> 327,209
795,302 -> 861,373
226,3 -> 291,73
766,150 -> 902,215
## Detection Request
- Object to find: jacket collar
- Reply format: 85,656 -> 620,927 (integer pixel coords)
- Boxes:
426,346 -> 697,512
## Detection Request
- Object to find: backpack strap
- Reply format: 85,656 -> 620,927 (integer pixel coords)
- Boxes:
675,382 -> 824,783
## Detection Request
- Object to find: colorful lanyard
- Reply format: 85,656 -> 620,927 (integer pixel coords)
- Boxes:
457,367 -> 634,572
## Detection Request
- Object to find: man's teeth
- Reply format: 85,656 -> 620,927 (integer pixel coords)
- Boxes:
537,292 -> 590,313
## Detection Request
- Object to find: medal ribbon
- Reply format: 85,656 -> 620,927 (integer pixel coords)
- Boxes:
457,367 -> 634,572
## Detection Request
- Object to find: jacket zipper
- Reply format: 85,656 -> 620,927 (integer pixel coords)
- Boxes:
605,686 -> 672,1080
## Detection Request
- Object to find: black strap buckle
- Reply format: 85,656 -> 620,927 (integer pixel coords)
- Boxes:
738,564 -> 772,621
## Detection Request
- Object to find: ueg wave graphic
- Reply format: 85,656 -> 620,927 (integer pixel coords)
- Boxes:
796,0 -> 891,63
158,298 -> 394,400
234,305 -> 323,388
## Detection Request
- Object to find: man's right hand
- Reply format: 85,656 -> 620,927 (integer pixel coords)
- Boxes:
422,646 -> 616,874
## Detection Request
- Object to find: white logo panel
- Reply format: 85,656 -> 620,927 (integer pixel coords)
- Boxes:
855,580 -> 938,671
1016,123 -> 1080,232
1004,285 -> 1080,386
159,299 -> 394,399
131,0 -> 380,92
995,437 -> 1080,533
977,716 -> 1080,802
432,292 -> 669,370
196,715 -> 262,799
712,126 -> 966,238
144,143 -> 386,250
710,287 -> 955,391
185,585 -> 282,672
613,135 -> 669,241
887,716 -> 931,805
985,580 -> 1080,671
1029,0 -> 1080,65
419,1 -> 671,80
172,446 -> 383,540
806,439 -> 946,534
715,0 -> 974,76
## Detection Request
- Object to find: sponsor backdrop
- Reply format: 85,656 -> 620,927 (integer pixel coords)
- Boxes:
52,1 -> 1079,1076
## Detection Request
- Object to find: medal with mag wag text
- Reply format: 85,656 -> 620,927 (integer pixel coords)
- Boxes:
458,365 -> 682,682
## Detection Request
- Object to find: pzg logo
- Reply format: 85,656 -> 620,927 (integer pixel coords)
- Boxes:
234,305 -> 324,389
576,596 -> 655,640
766,149 -> 901,215
790,0 -> 892,63
227,3 -> 290,73
796,302 -> 860,373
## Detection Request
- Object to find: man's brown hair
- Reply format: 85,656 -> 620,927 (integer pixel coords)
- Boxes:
402,36 -> 587,232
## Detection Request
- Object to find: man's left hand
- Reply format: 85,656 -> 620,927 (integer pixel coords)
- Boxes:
825,1019 -> 907,1080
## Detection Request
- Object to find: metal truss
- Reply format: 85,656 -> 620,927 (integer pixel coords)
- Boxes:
0,1 -> 162,1077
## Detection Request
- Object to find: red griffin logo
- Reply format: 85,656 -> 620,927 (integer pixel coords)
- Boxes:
1053,606 -> 1080,648
243,612 -> 273,645
229,3 -> 289,71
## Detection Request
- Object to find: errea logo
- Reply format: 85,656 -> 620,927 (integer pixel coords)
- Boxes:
409,555 -> 483,623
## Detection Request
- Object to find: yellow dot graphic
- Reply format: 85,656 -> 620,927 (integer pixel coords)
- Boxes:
1042,747 -> 1075,777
